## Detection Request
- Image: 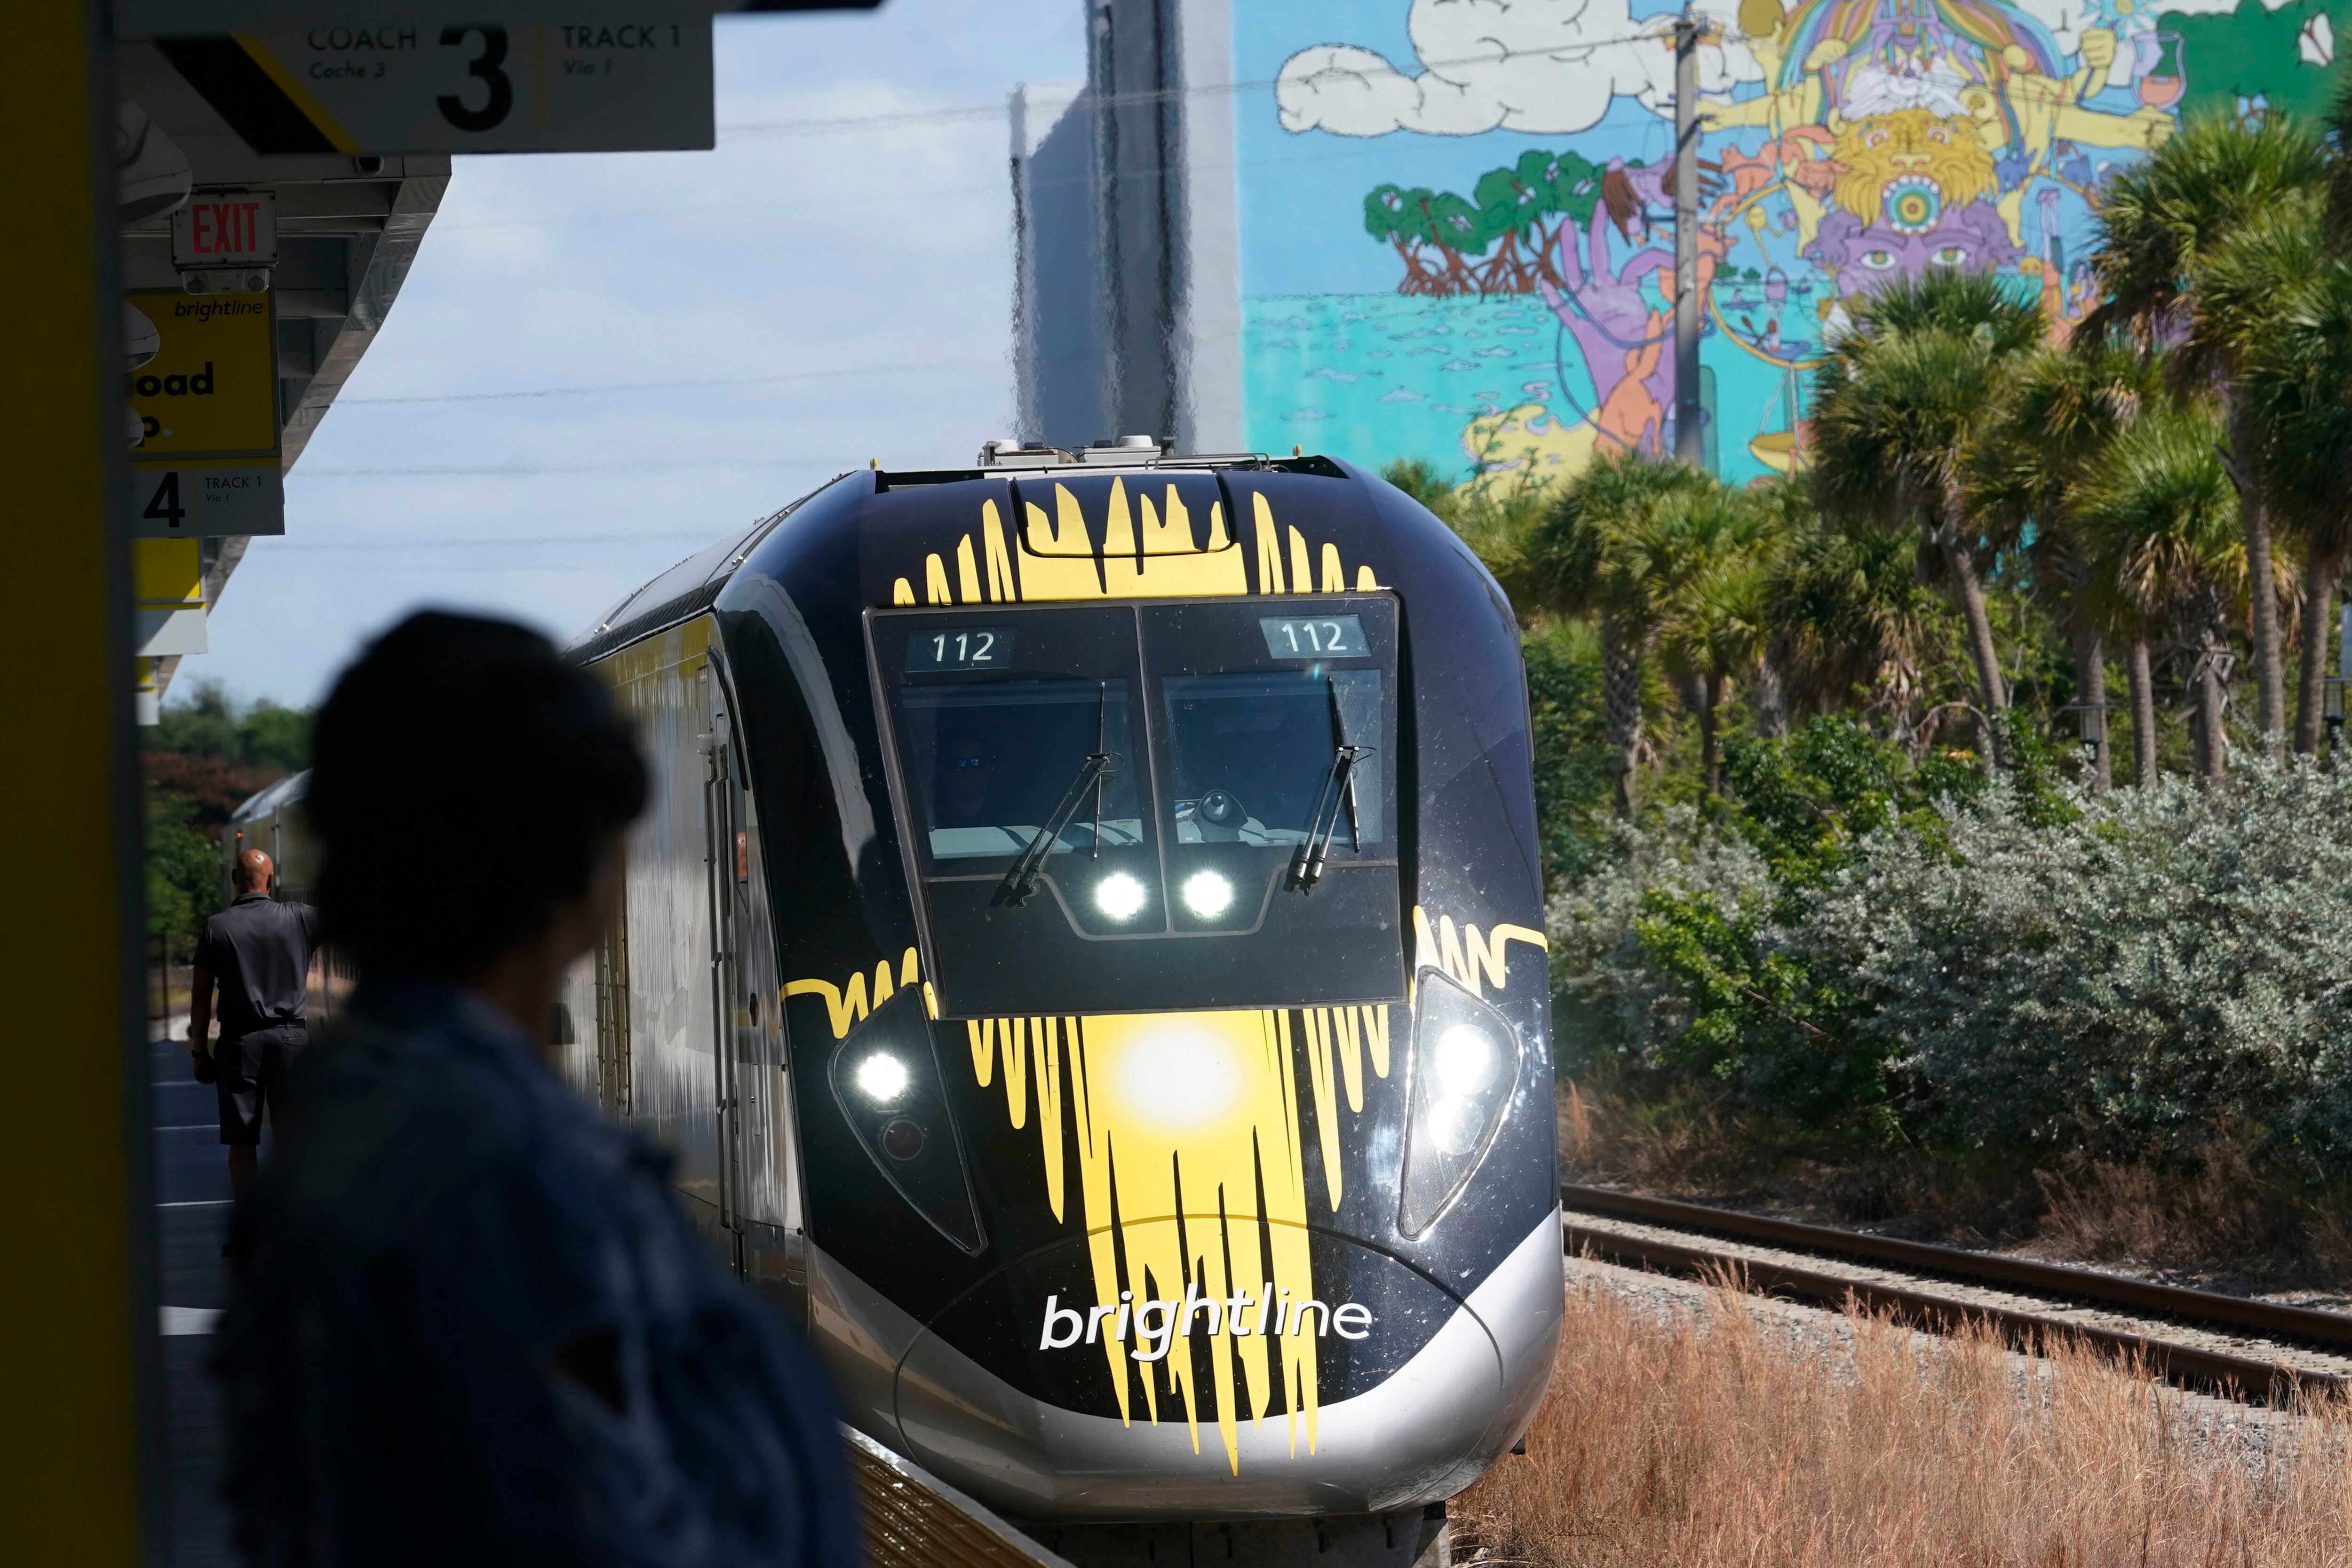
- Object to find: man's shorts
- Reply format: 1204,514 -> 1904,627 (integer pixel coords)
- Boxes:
216,1022 -> 307,1146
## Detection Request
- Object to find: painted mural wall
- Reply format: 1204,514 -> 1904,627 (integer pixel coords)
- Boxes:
1235,0 -> 2336,487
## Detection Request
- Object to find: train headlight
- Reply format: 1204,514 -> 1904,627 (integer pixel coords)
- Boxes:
855,1052 -> 911,1104
1180,870 -> 1234,919
1094,871 -> 1147,920
822,989 -> 986,1255
1400,970 -> 1524,1237
1434,1024 -> 1498,1096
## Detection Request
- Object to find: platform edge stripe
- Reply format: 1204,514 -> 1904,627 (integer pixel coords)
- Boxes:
842,1425 -> 1078,1568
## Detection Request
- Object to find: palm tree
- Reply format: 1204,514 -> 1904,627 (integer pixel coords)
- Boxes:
1524,451 -> 1719,813
1763,503 -> 1952,750
1810,269 -> 2046,760
2224,237 -> 2352,754
1383,456 -> 1551,616
2076,403 -> 2247,782
1967,339 -> 2159,791
1657,485 -> 1781,796
1739,472 -> 1818,738
2086,111 -> 2333,761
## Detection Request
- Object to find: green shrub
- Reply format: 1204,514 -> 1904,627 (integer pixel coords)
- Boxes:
1549,731 -> 2352,1175
1801,762 -> 2352,1171
146,785 -> 221,962
1523,623 -> 1618,881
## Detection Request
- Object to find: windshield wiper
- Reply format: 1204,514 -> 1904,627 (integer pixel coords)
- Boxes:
995,682 -> 1118,908
1287,742 -> 1370,894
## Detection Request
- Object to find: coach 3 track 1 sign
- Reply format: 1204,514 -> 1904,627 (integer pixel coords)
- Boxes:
119,3 -> 715,153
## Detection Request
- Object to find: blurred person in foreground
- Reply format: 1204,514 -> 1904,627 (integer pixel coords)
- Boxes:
214,610 -> 858,1568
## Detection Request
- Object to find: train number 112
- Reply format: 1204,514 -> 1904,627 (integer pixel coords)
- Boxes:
1259,614 -> 1367,659
907,626 -> 1014,672
934,632 -> 995,664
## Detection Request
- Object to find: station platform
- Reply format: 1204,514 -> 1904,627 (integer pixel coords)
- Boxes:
144,1037 -> 1070,1568
150,1035 -> 237,1568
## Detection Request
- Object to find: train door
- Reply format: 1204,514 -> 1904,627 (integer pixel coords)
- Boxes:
701,658 -> 796,1281
701,666 -> 751,1277
591,898 -> 632,1116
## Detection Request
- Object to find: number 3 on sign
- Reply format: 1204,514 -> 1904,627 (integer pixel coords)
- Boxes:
438,25 -> 514,132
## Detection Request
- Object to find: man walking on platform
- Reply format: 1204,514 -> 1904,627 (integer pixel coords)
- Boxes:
190,848 -> 321,1192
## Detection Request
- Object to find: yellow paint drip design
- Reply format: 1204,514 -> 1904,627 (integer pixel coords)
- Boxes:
966,1005 -> 1393,1473
892,483 -> 1376,610
1411,909 -> 1547,1000
781,920 -> 1526,1477
855,487 -> 1523,1477
784,947 -> 925,1038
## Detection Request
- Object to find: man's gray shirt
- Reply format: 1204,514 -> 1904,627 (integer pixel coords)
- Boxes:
195,892 -> 321,1037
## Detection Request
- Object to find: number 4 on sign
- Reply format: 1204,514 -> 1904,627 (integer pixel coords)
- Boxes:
143,470 -> 187,533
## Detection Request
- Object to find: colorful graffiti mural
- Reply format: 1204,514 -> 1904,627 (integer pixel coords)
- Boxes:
1234,0 -> 2321,486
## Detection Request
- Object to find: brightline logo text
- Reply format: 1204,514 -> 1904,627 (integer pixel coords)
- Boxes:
1038,1284 -> 1373,1362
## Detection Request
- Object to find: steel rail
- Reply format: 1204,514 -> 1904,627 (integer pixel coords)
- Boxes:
1563,1183 -> 2352,1346
1560,1185 -> 2351,1402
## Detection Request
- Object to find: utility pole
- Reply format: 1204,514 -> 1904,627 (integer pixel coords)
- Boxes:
1673,9 -> 1706,468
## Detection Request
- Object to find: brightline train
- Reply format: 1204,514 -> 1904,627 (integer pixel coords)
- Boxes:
584,442 -> 1566,1564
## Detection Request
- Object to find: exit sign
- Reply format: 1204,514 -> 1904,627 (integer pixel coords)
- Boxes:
172,192 -> 276,268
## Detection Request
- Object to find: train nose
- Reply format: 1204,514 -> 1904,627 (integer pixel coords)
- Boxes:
874,1209 -> 1564,1520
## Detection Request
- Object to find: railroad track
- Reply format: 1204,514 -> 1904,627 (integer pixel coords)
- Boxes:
1560,1183 -> 2352,1402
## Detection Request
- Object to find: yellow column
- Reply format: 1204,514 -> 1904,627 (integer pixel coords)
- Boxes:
0,1 -> 150,1563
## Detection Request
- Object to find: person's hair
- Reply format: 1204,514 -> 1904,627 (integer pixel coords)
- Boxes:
308,611 -> 647,974
231,849 -> 271,893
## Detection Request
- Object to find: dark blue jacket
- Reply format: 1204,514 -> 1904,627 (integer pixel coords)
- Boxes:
215,976 -> 858,1567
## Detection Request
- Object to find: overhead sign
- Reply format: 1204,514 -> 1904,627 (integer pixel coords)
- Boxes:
128,462 -> 286,540
118,0 -> 881,27
124,289 -> 278,459
150,16 -> 713,155
171,190 -> 275,269
125,287 -> 283,539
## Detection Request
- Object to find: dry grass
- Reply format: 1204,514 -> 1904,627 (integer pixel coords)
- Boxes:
1557,1081 -> 1795,1207
1559,1081 -> 2352,1289
2034,1153 -> 2352,1291
1456,1275 -> 2352,1567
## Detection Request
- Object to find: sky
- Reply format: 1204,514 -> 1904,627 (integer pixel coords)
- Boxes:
189,0 -> 1087,708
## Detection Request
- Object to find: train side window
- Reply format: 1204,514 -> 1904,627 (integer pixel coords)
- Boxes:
718,609 -> 866,975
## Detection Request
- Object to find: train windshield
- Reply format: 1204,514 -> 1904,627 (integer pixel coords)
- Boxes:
1163,670 -> 1384,847
898,680 -> 1141,859
871,594 -> 1406,1016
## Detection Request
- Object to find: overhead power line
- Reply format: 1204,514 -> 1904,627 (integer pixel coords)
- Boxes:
339,358 -> 999,406
713,32 -> 1698,139
721,103 -> 1008,137
432,41 -> 1694,237
430,178 -> 991,230
270,531 -> 723,550
295,455 -> 836,477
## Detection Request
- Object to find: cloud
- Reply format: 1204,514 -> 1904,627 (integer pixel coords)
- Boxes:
1276,0 -> 1763,139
